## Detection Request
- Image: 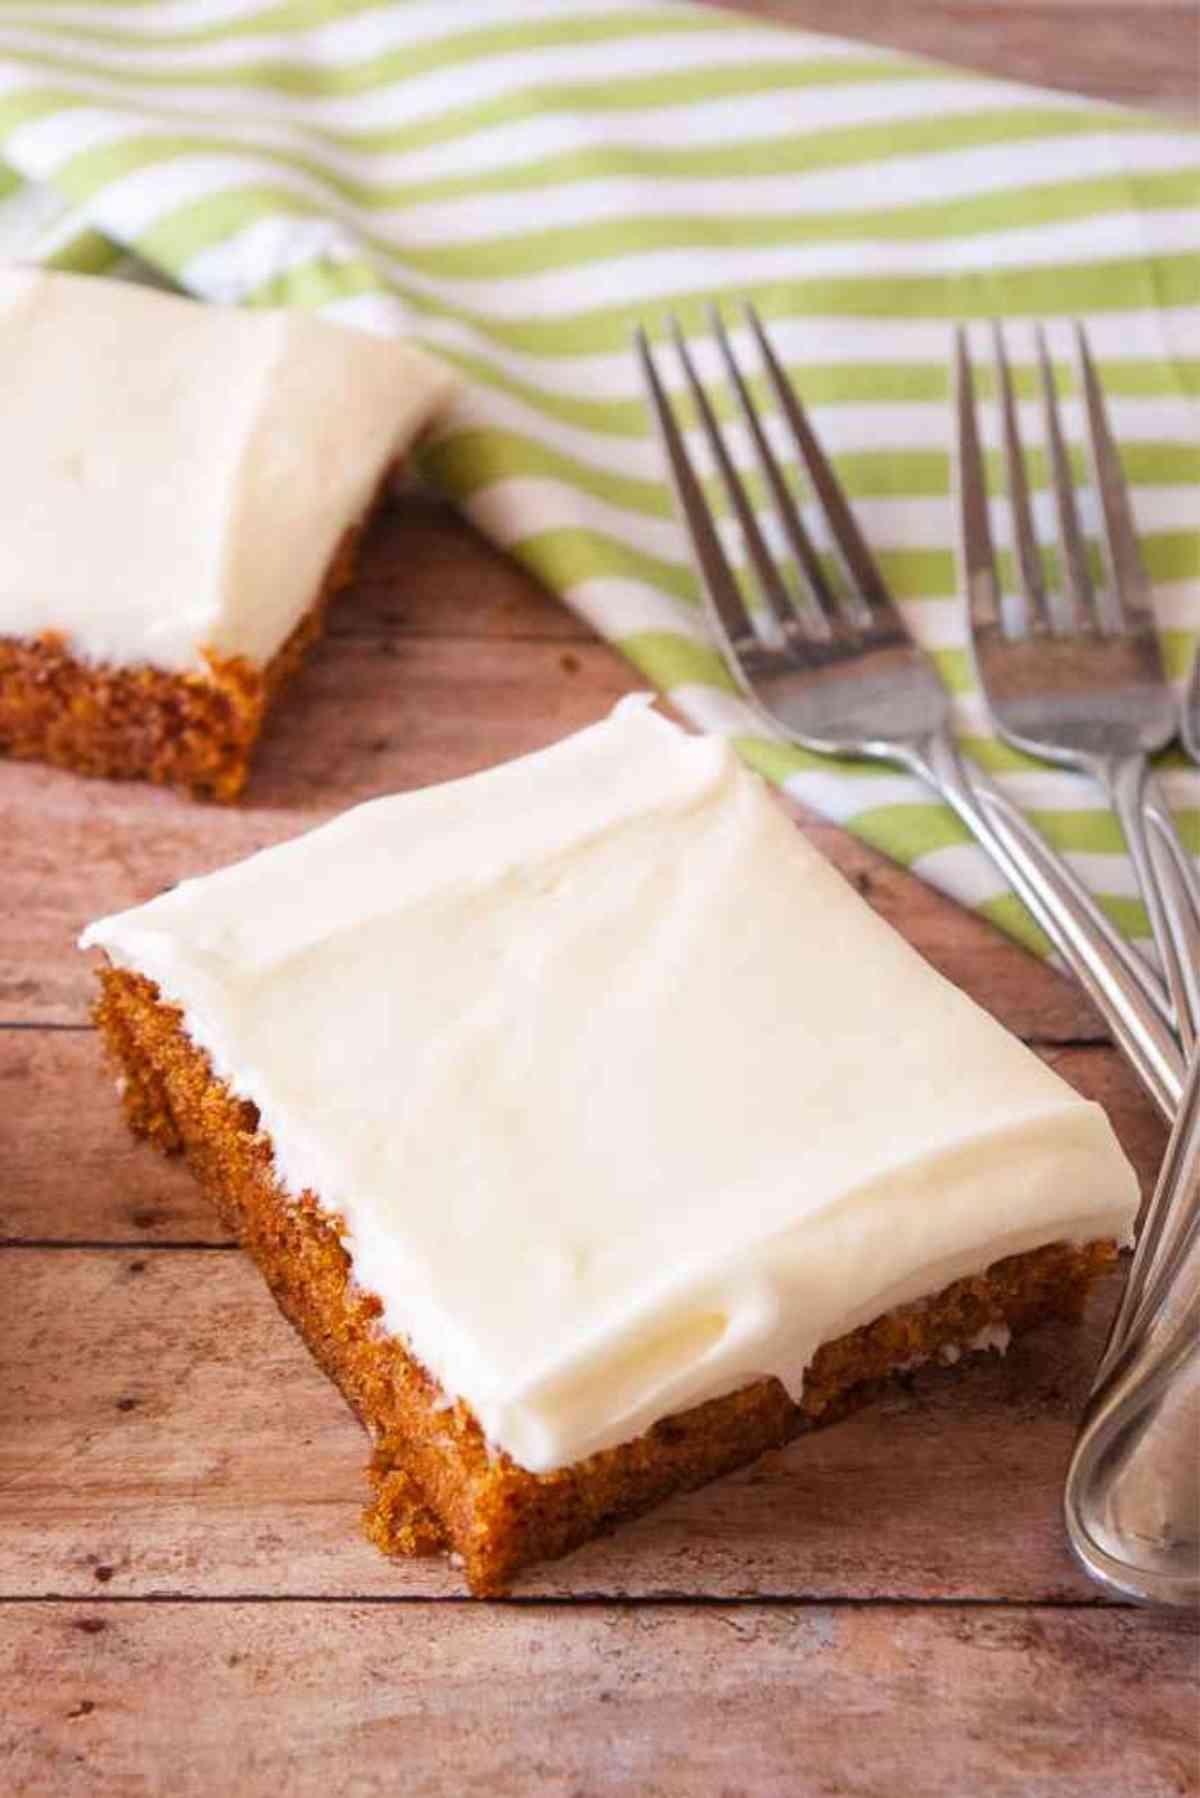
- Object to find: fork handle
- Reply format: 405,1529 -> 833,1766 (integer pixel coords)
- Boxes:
913,732 -> 1184,1123
984,770 -> 1176,1035
1064,1046 -> 1200,1606
1143,772 -> 1200,1052
1106,756 -> 1200,1058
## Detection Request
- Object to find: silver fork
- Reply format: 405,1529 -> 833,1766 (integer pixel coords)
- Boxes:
635,304 -> 1182,1121
1182,646 -> 1200,766
956,321 -> 1200,1054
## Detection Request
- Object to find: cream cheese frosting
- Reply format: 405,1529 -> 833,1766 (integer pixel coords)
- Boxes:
81,698 -> 1139,1474
0,267 -> 454,672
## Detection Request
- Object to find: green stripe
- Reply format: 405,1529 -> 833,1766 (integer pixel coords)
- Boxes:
617,631 -> 738,694
976,895 -> 1056,959
467,254 -> 1200,356
735,732 -> 1068,784
337,100 -> 1156,179
15,96 -> 1162,249
496,514 -> 1193,619
428,428 -> 1200,520
425,343 -> 1200,443
982,889 -> 1149,946
0,4 -> 739,56
42,223 -> 122,273
1027,810 -> 1135,855
1147,531 -> 1200,584
426,430 -> 670,517
141,194 -> 1197,359
0,45 -> 942,111
234,232 -> 1200,357
741,731 -> 1200,791
850,802 -> 973,859
319,167 -> 1200,280
818,811 -> 1149,953
515,527 -> 701,606
1164,629 -> 1199,678
506,527 -> 956,610
49,120 -> 1198,255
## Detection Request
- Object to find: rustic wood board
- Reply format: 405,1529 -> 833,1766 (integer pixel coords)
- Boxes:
714,0 -> 1200,112
3,1603 -> 1197,1798
3,10 -> 1199,1791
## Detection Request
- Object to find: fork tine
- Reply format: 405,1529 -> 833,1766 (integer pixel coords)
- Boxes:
667,316 -> 797,636
634,325 -> 756,661
991,321 -> 1048,636
953,325 -> 1004,643
706,304 -> 837,642
1075,319 -> 1154,638
1036,324 -> 1097,633
743,301 -> 896,631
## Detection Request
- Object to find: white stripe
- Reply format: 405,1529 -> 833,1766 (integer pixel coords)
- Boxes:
13,98 -> 1177,216
348,79 -> 1087,181
0,57 -> 1083,148
132,172 -> 1200,320
5,105 -> 156,172
783,768 -> 934,821
556,574 -> 711,645
0,18 -> 854,88
902,842 -> 1013,907
1059,854 -> 1155,900
428,378 -> 1200,512
391,208 -> 1200,315
0,0 -> 685,48
987,769 -> 1172,814
318,285 -> 416,337
0,174 -> 67,256
467,474 -> 686,560
421,470 -> 1198,583
402,304 -> 1200,413
902,580 -> 1200,655
170,199 -> 369,303
434,382 -> 669,477
379,133 -> 1200,244
1154,578 -> 1200,630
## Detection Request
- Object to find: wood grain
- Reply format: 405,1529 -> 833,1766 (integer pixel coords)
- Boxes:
3,1601 -> 1196,1798
711,0 -> 1200,113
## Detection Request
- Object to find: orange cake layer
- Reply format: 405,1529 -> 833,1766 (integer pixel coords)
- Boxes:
0,504 -> 370,801
93,963 -> 1117,1596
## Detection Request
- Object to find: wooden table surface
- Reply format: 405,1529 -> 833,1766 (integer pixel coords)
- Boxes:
3,7 -> 1199,1794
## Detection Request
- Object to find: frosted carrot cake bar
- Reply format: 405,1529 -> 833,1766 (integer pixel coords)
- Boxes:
0,268 -> 454,798
81,698 -> 1138,1591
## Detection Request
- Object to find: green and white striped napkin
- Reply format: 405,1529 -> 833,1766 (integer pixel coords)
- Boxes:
0,0 -> 1195,956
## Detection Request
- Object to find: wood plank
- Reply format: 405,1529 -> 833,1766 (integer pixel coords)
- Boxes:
330,491 -> 592,644
1,1032 -> 1167,1244
0,1245 -> 1144,1602
710,0 -> 1200,113
2,1599 -> 1196,1797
